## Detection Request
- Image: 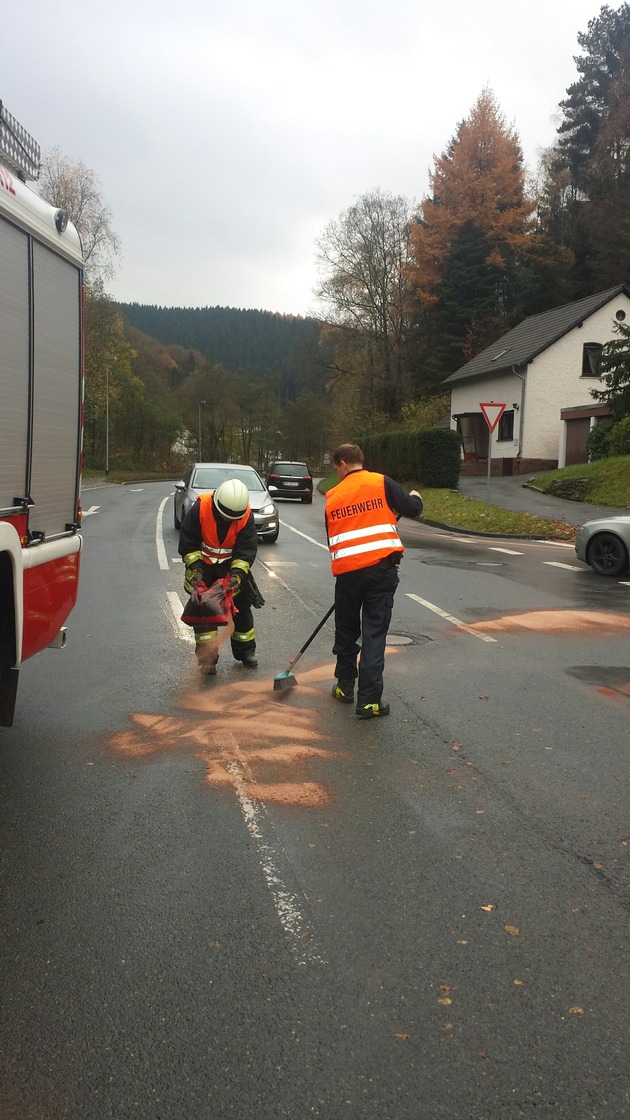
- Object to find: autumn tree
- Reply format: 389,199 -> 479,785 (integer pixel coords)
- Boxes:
82,291 -> 136,469
314,189 -> 416,419
408,88 -> 536,377
38,148 -> 121,286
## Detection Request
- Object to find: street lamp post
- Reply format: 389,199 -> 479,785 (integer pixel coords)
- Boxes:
198,400 -> 206,460
105,365 -> 109,478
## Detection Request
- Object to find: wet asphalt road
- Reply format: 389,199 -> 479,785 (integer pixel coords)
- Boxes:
1,482 -> 629,1119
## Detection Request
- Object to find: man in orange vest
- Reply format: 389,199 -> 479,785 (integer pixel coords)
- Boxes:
179,478 -> 259,673
325,444 -> 422,719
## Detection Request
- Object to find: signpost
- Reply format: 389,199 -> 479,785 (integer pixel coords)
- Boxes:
479,402 -> 506,513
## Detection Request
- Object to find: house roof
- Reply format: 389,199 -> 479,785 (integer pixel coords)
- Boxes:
443,284 -> 630,385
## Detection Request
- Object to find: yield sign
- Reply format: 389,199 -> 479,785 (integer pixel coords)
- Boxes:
480,402 -> 506,432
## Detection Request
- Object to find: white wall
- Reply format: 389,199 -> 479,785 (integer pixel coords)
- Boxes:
449,293 -> 630,462
523,295 -> 630,459
449,370 -> 522,459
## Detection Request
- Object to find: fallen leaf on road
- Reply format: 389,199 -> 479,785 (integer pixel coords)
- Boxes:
504,924 -> 520,937
513,979 -> 524,986
443,1022 -> 453,1030
394,1033 -> 411,1039
480,904 -> 495,912
438,997 -> 453,1005
593,862 -> 603,870
452,743 -> 463,751
457,939 -> 469,945
479,696 -> 489,700
569,1006 -> 584,1015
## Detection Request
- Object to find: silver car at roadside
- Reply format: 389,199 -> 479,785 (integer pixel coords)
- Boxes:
173,462 -> 279,543
575,514 -> 630,576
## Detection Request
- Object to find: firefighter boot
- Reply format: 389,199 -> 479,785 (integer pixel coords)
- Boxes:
331,679 -> 355,704
356,701 -> 390,719
239,652 -> 258,669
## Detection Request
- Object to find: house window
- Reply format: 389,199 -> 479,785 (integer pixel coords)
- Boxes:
497,409 -> 514,441
582,342 -> 603,376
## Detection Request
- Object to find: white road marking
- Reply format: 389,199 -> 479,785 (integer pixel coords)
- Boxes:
280,521 -> 328,550
543,561 -> 584,571
619,582 -> 630,587
130,488 -> 144,492
489,546 -> 523,555
406,593 -> 498,643
82,505 -> 100,517
156,496 -> 170,571
226,747 -> 325,966
165,592 -> 194,642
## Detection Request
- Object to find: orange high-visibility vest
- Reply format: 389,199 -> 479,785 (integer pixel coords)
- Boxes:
326,470 -> 403,576
198,493 -> 251,565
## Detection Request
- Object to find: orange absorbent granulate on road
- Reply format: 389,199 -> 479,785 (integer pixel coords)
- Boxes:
469,609 -> 630,635
108,665 -> 339,806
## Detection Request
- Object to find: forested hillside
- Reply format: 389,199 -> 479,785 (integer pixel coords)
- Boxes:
120,303 -> 324,391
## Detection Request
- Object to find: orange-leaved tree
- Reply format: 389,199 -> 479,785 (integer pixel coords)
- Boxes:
409,87 -> 535,303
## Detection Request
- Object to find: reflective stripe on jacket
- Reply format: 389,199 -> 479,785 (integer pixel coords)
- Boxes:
326,470 -> 403,576
198,493 -> 251,565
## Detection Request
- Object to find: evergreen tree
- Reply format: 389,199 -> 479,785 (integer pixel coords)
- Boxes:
591,317 -> 630,419
557,3 -> 630,190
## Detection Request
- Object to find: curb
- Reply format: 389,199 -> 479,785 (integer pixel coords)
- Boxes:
419,516 -> 576,543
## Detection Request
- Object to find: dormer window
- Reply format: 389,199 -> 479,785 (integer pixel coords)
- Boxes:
582,342 -> 603,376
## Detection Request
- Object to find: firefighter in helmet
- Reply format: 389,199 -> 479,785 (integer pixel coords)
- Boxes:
179,478 -> 258,673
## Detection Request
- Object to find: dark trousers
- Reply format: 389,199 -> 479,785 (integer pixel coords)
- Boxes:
192,562 -> 256,660
333,560 -> 399,706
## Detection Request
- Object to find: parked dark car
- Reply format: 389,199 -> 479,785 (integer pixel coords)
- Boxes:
173,463 -> 279,542
265,461 -> 313,503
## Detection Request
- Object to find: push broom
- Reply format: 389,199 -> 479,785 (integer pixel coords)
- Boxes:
273,604 -> 335,691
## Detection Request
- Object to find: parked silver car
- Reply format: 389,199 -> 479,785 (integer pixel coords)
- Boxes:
575,514 -> 630,576
173,463 -> 279,543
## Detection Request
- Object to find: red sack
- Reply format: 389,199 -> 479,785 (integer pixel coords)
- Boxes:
180,575 -> 237,627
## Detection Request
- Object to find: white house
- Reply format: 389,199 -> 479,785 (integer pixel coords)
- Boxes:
442,285 -> 630,475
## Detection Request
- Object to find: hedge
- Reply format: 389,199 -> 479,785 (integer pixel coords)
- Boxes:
361,428 -> 462,488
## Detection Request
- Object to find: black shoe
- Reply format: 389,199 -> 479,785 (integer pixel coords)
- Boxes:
331,680 -> 355,704
239,653 -> 258,669
356,701 -> 390,719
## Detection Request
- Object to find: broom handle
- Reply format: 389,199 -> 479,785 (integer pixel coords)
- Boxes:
288,604 -> 335,668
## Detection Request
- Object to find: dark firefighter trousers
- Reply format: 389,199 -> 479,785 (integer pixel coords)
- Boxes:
193,563 -> 256,661
332,557 -> 399,707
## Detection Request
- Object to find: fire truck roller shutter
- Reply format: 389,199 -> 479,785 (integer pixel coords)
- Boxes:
30,243 -> 82,539
0,217 -> 30,512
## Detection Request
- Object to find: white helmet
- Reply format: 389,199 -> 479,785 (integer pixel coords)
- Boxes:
213,478 -> 249,520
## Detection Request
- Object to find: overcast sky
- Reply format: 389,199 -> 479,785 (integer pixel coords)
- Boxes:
2,0 -> 609,316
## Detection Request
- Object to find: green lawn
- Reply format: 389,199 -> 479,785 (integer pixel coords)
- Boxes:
535,456 -> 630,507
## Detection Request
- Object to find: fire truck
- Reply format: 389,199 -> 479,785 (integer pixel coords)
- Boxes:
0,102 -> 84,726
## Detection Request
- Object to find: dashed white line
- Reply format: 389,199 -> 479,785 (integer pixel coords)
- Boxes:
156,496 -> 170,571
488,546 -> 523,555
543,561 -> 584,571
406,593 -> 498,643
165,591 -> 194,642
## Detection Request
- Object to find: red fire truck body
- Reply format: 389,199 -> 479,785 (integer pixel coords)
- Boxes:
0,103 -> 84,726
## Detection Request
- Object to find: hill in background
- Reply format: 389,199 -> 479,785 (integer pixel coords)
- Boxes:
120,303 -> 326,397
